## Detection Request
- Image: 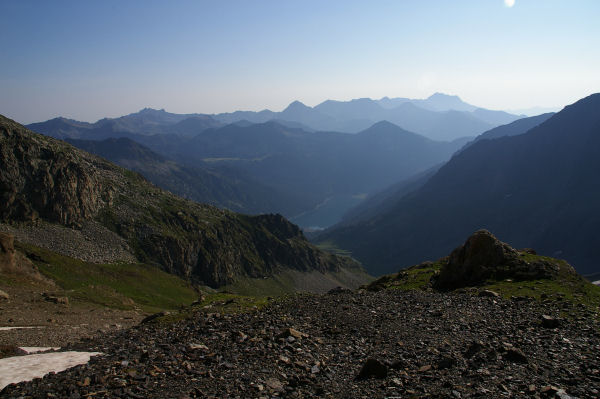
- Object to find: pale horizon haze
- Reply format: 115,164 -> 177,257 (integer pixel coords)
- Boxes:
1,0 -> 599,124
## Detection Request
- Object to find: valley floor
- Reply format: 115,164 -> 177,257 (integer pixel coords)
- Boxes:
1,289 -> 598,398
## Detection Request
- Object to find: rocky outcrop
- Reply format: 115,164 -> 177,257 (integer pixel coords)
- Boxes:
433,230 -> 571,290
0,117 -> 117,226
0,232 -> 49,281
0,115 -> 362,288
0,232 -> 16,272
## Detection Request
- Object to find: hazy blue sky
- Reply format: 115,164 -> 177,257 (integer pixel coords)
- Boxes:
1,0 -> 599,123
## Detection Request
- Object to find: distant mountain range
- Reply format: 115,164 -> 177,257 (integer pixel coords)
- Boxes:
27,109 -> 223,139
208,92 -> 523,140
318,94 -> 600,276
28,93 -> 525,142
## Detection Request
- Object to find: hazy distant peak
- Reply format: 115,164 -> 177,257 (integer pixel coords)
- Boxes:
359,120 -> 420,138
369,120 -> 398,129
421,92 -> 477,112
427,92 -> 462,101
47,116 -> 81,124
283,100 -> 310,112
138,107 -> 167,114
350,97 -> 375,103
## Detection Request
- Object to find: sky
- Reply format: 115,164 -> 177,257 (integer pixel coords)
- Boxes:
1,0 -> 599,124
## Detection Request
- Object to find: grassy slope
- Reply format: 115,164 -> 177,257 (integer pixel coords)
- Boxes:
13,242 -> 199,312
366,253 -> 600,311
5,240 -> 367,318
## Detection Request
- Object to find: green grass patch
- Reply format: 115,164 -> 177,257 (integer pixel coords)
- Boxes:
366,252 -> 600,312
480,252 -> 600,309
316,241 -> 352,257
366,260 -> 444,291
15,242 -> 198,312
483,276 -> 600,309
149,292 -> 271,325
199,292 -> 270,312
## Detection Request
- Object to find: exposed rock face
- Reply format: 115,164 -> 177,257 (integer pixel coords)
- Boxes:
0,117 -> 116,226
433,230 -> 570,290
0,115 -> 361,288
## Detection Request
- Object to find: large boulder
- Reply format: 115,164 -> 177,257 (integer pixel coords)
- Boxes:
0,232 -> 16,272
433,230 -> 567,290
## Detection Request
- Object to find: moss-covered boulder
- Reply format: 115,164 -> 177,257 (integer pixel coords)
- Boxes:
432,230 -> 573,290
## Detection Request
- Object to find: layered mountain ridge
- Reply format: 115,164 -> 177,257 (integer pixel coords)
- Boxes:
27,92 -> 523,142
32,118 -> 466,229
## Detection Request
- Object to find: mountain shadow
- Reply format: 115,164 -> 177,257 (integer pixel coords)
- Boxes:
319,94 -> 600,276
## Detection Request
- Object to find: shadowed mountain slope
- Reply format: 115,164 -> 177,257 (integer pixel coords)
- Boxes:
319,94 -> 600,276
65,137 -> 301,215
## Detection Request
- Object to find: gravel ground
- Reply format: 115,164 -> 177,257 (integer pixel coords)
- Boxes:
0,221 -> 136,264
1,289 -> 599,398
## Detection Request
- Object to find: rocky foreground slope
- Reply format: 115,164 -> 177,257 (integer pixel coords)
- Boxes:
2,231 -> 599,398
2,286 -> 598,398
0,115 -> 361,288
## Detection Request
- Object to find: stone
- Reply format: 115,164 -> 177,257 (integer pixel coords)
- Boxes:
0,233 -> 16,273
0,289 -> 9,301
277,327 -> 308,339
436,355 -> 457,369
464,341 -> 486,358
188,343 -> 209,351
356,358 -> 388,380
502,347 -> 528,363
478,289 -> 500,298
265,378 -> 284,392
540,385 -> 559,395
190,296 -> 206,306
556,389 -> 577,399
42,293 -> 69,305
541,315 -> 560,328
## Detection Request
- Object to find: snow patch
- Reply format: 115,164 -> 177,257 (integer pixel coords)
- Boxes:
0,326 -> 45,331
0,351 -> 102,390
